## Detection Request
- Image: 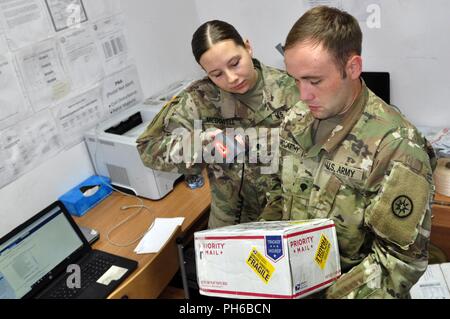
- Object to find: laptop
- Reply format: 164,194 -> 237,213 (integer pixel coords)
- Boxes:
0,201 -> 138,299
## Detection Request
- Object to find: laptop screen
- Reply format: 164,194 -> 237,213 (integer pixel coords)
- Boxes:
0,203 -> 86,299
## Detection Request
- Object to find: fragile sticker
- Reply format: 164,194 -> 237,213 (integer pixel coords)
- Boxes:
246,247 -> 274,284
314,234 -> 331,270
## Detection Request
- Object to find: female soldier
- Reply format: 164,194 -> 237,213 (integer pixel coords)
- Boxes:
136,20 -> 298,228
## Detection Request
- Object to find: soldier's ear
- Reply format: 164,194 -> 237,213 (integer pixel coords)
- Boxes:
346,55 -> 362,80
244,39 -> 253,56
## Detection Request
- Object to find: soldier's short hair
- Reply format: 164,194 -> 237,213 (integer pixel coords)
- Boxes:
285,6 -> 362,77
192,20 -> 245,64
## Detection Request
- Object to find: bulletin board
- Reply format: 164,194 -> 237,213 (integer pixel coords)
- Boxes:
0,0 -> 144,189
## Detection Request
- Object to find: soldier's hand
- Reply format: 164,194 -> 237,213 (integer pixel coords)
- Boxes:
200,128 -> 223,145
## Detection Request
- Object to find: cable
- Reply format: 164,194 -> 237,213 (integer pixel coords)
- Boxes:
91,123 -> 154,247
106,204 -> 155,247
235,162 -> 245,224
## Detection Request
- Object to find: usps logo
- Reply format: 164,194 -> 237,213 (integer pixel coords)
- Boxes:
265,235 -> 284,262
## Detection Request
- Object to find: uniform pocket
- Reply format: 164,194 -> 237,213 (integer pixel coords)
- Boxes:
290,177 -> 313,220
310,174 -> 342,218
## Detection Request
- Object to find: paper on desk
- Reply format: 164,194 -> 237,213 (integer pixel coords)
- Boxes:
97,265 -> 128,285
410,263 -> 450,299
134,217 -> 184,254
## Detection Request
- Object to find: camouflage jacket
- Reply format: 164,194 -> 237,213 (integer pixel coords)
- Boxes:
137,60 -> 299,228
261,82 -> 436,298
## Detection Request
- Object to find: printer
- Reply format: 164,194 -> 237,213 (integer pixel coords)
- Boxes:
84,102 -> 182,200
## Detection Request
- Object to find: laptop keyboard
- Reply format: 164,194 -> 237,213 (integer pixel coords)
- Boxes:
45,252 -> 116,299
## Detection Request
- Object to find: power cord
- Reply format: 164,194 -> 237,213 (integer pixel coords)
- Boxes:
235,162 -> 245,224
92,123 -> 154,247
106,202 -> 155,247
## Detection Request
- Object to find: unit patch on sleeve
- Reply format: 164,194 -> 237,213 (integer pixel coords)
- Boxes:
366,161 -> 430,249
392,195 -> 413,218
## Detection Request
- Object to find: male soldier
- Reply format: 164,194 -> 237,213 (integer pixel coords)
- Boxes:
261,6 -> 436,298
137,20 -> 299,229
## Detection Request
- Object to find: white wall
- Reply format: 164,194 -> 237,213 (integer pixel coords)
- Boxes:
122,0 -> 202,97
195,0 -> 450,127
195,0 -> 302,69
359,0 -> 450,127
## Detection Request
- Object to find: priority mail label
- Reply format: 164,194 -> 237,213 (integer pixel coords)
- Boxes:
290,235 -> 314,254
198,241 -> 226,259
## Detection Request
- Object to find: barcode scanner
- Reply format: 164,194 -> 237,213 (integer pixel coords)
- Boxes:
213,131 -> 247,162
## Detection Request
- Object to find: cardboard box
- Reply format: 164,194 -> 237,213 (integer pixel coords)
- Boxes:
194,219 -> 341,299
59,175 -> 112,217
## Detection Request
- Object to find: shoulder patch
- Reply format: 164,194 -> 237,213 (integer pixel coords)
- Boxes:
366,162 -> 431,249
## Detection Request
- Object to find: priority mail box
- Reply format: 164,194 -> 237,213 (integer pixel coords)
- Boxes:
194,219 -> 341,299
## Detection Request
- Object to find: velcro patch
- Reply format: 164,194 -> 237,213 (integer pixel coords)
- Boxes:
366,162 -> 430,249
323,160 -> 364,181
280,137 -> 302,154
203,117 -> 236,126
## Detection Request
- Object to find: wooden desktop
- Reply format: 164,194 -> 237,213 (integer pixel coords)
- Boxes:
74,174 -> 211,299
431,192 -> 450,260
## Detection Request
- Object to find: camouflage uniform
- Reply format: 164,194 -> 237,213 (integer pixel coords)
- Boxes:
261,81 -> 436,298
137,60 -> 299,229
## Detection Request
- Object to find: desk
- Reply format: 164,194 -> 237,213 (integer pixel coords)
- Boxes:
74,174 -> 211,299
431,193 -> 450,260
